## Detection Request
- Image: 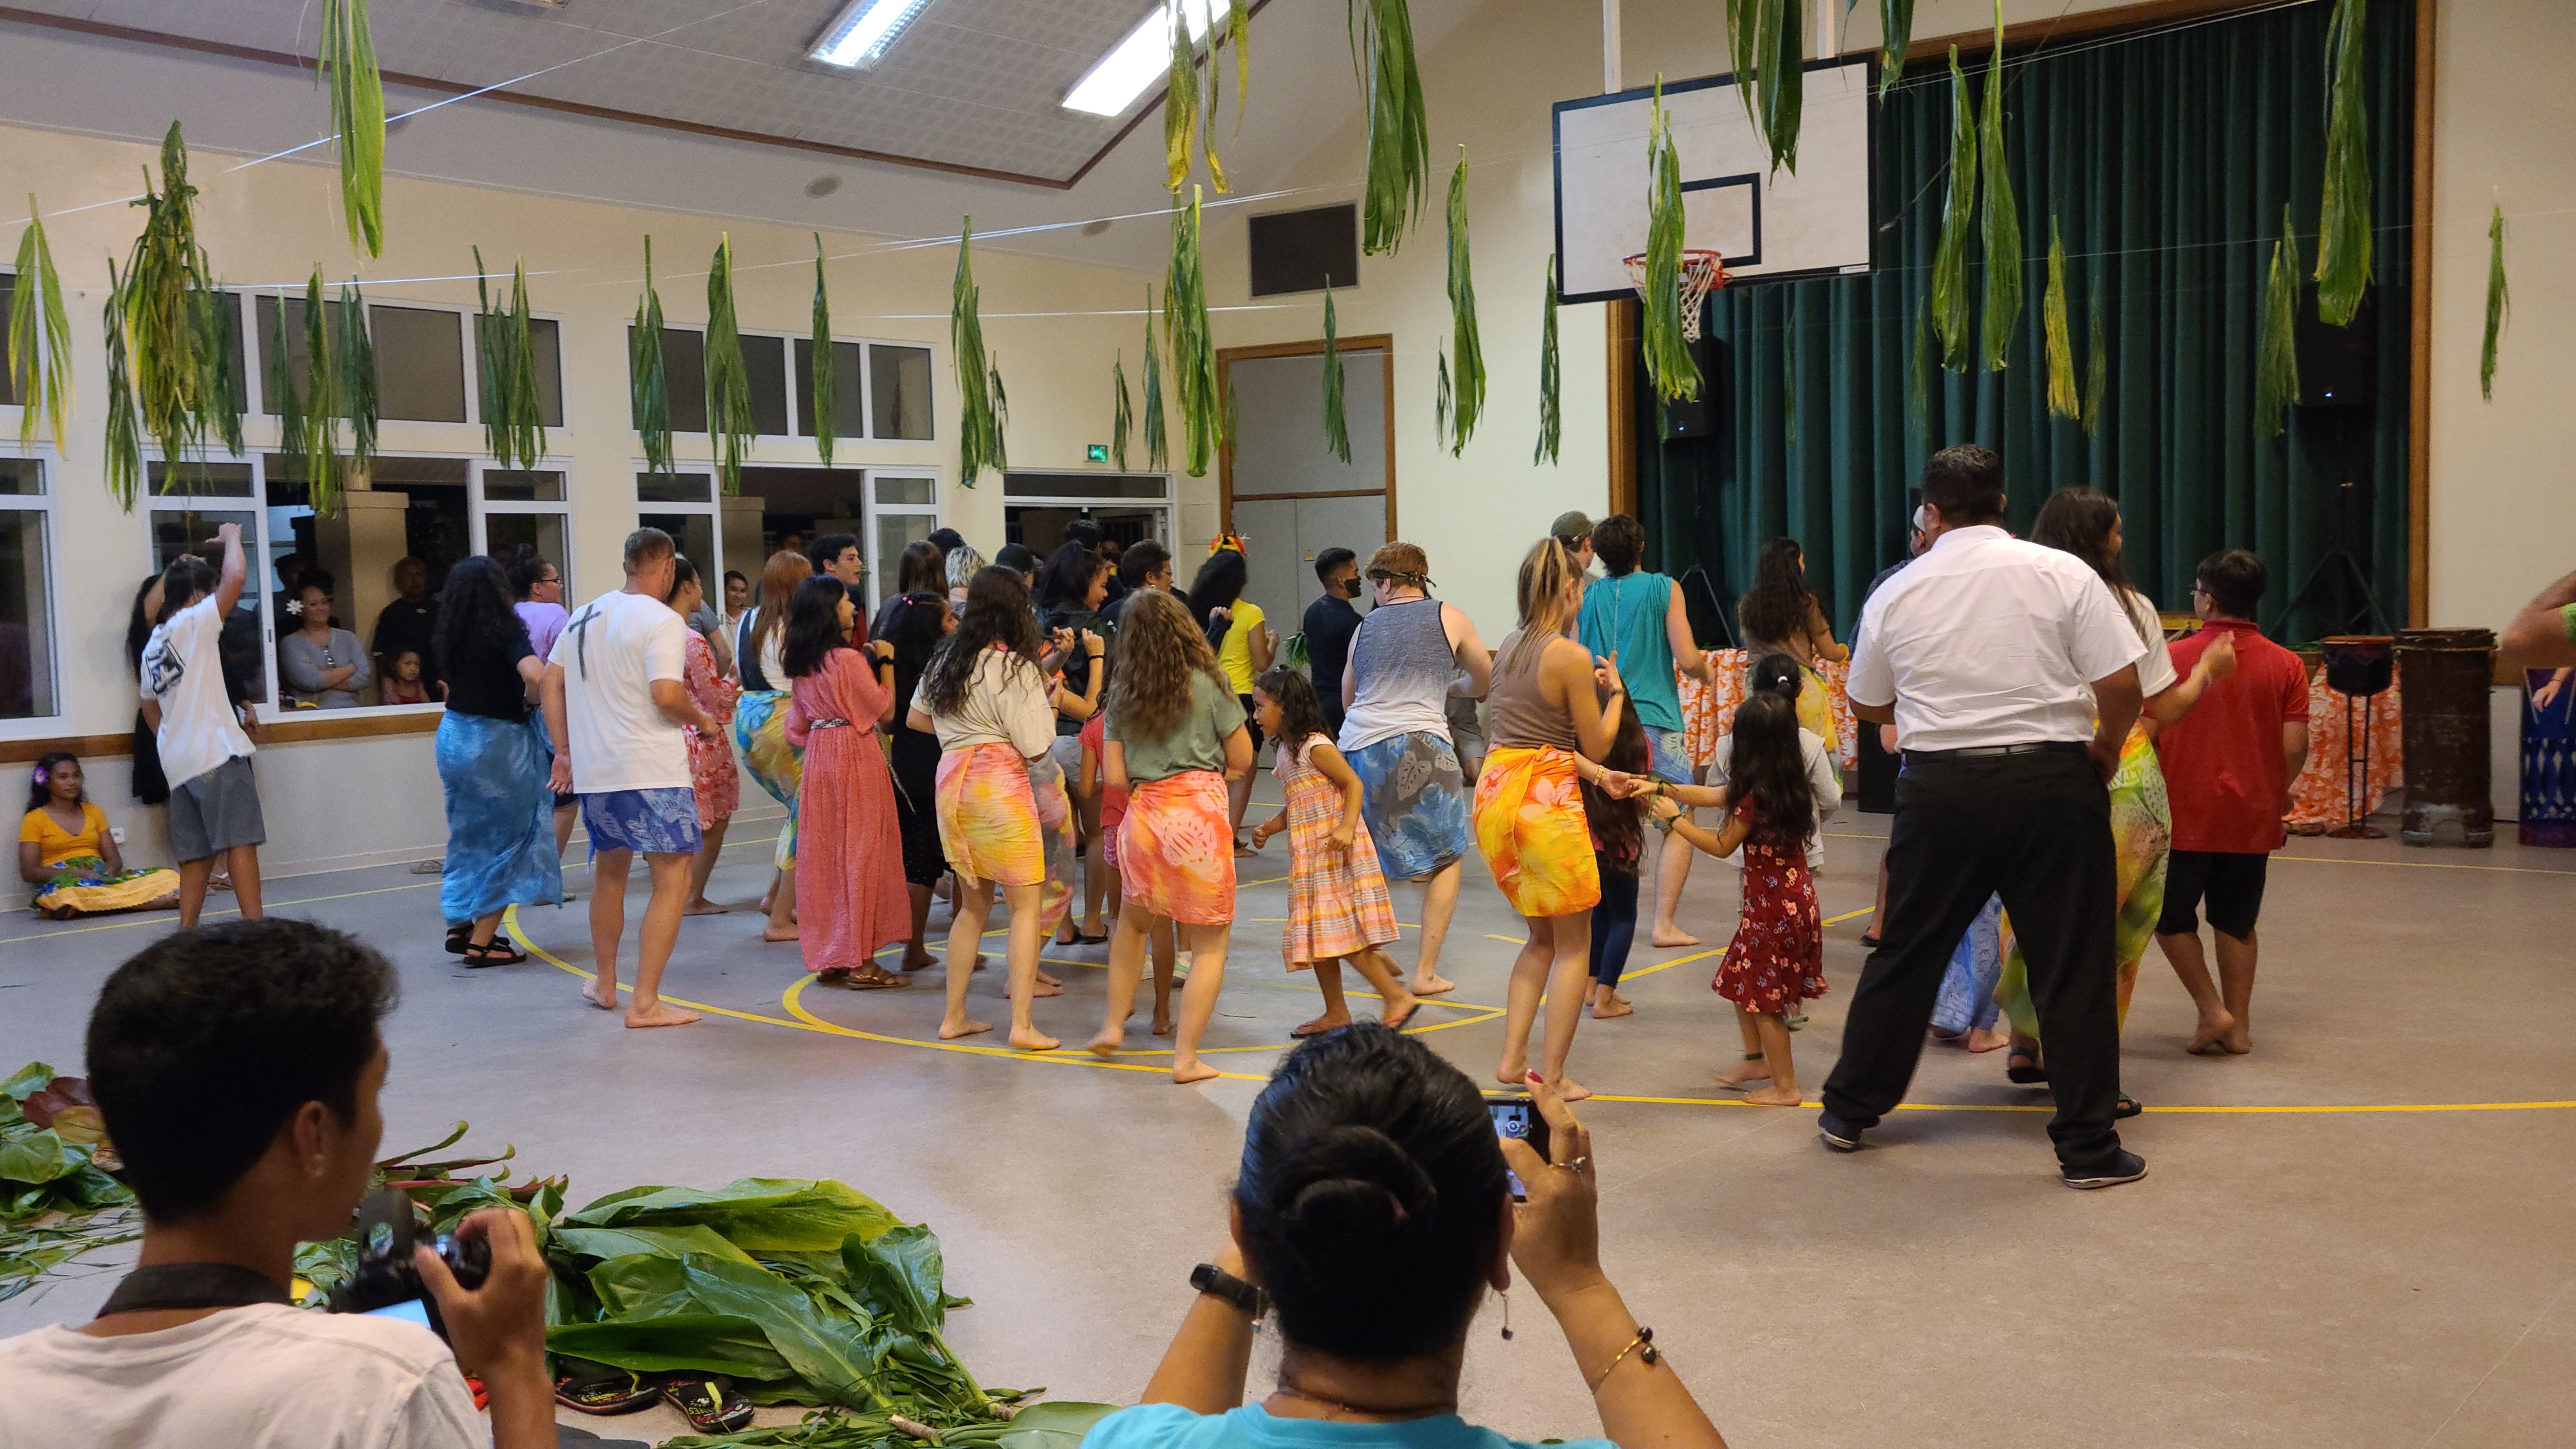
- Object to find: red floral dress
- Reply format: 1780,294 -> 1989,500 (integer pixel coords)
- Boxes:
682,630 -> 740,830
1711,803 -> 1825,1014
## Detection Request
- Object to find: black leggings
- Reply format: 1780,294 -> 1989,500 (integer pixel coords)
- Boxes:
1589,855 -> 1639,988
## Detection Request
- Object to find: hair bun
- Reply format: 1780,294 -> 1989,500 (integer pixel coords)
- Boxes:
1278,1124 -> 1437,1259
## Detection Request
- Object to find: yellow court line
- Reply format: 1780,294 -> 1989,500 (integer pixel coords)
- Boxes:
1579,1093 -> 2576,1115
2270,854 -> 2575,877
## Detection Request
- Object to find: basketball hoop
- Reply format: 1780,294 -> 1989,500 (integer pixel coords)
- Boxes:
1623,249 -> 1728,341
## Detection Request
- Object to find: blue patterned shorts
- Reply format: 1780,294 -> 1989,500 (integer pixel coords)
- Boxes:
1345,730 -> 1473,880
1641,726 -> 1694,785
581,786 -> 704,858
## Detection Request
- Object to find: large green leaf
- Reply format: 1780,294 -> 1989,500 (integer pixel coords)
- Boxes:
995,1400 -> 1119,1449
548,1312 -> 797,1381
841,1224 -> 946,1336
555,1223 -> 761,1268
0,1065 -> 55,1103
2314,0 -> 2372,325
564,1178 -> 900,1252
588,1252 -> 705,1319
1931,48 -> 1977,370
0,1131 -> 80,1188
680,1253 -> 886,1409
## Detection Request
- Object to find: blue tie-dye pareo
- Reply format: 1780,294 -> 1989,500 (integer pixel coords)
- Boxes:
733,689 -> 803,870
434,712 -> 564,926
1931,893 -> 2004,1036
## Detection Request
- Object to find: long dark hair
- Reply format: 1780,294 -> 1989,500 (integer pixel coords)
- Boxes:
1726,691 -> 1816,848
781,576 -> 854,679
1737,537 -> 1821,648
880,590 -> 952,702
919,567 -> 1044,716
663,554 -> 700,606
1235,1024 -> 1508,1361
1190,548 -> 1248,650
1748,650 -> 1805,702
433,555 -> 529,677
1254,667 -> 1328,755
505,544 -> 554,602
126,574 -> 163,668
2032,485 -> 2150,643
1036,541 -> 1110,616
1580,696 -> 1651,869
27,751 -> 82,812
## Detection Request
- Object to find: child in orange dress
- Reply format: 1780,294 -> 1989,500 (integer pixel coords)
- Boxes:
1079,708 -> 1176,1034
1246,669 -> 1419,1038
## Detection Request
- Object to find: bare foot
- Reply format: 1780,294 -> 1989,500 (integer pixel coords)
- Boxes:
1496,1061 -> 1529,1088
1591,997 -> 1635,1020
584,981 -> 619,1012
1651,926 -> 1702,948
1085,1029 -> 1123,1058
1411,974 -> 1456,997
762,925 -> 800,943
900,950 -> 939,973
1966,1027 -> 2011,1053
1037,970 -> 1064,989
940,1017 -> 994,1040
2220,1021 -> 2252,1055
1742,1085 -> 1803,1107
1172,1058 -> 1221,1084
1151,1013 -> 1175,1037
1715,1058 -> 1773,1087
625,1001 -> 701,1029
682,898 -> 732,917
1009,1027 -> 1061,1052
1546,1076 -> 1592,1102
2188,1009 -> 2238,1055
1031,979 -> 1064,999
759,885 -> 776,914
1929,1026 -> 1963,1043
1293,1013 -> 1354,1038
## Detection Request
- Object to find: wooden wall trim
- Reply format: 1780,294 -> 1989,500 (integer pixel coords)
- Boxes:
2407,0 -> 2435,628
1605,298 -> 1639,519
1,710 -> 442,765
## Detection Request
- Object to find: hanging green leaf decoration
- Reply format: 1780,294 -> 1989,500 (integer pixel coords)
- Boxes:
2315,0 -> 2372,326
1349,0 -> 1430,255
100,259 -> 142,510
199,283 -> 247,460
263,295 -> 305,498
1725,0 -> 1761,131
1976,17 -> 2023,372
1141,286 -> 1170,473
1725,0 -> 1802,175
988,358 -> 1011,474
473,246 -> 512,465
1200,4 -> 1229,194
1441,148 -> 1483,456
335,277 -> 377,494
1931,49 -> 1976,371
1641,82 -> 1703,404
2256,206 -> 2303,438
811,234 -> 836,466
1165,5 -> 1200,192
630,236 -> 672,477
506,260 -> 544,468
1783,367 -> 1797,443
952,218 -> 997,487
2042,217 -> 2077,419
1534,257 -> 1561,467
471,247 -> 545,470
1230,0 -> 1252,132
1321,284 -> 1351,465
123,123 -> 227,473
319,0 -> 385,257
2083,291 -> 2107,436
10,201 -> 73,452
1907,300 -> 1929,438
298,268 -> 343,514
1879,0 -> 1915,93
1111,351 -> 1134,473
1163,188 -> 1223,477
705,234 -> 754,497
1434,348 -> 1452,445
2480,200 -> 2507,401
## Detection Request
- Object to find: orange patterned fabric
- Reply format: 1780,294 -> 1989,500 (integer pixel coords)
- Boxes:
1680,652 -> 1859,774
2287,664 -> 2405,833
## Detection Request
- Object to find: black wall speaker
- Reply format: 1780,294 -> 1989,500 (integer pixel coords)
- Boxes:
1659,332 -> 1726,440
2295,284 -> 2377,408
1247,204 -> 1359,297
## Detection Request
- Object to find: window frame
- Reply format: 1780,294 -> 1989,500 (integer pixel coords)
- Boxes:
247,289 -> 572,436
862,468 -> 942,611
470,458 -> 576,599
0,445 -> 65,737
634,326 -> 938,443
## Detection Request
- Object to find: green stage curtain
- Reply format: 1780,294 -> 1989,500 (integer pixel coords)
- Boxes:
1639,0 -> 2412,643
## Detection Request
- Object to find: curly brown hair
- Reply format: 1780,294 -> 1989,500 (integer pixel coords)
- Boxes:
1107,587 -> 1228,741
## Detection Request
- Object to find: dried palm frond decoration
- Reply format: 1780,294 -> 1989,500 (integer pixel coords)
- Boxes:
810,234 -> 836,466
1163,188 -> 1222,477
2042,217 -> 2077,419
987,357 -> 1011,473
630,236 -> 672,477
952,218 -> 999,486
100,259 -> 142,510
200,284 -> 247,459
1434,348 -> 1452,447
2083,291 -> 2107,436
1111,351 -> 1134,473
704,234 -> 755,496
472,247 -> 546,470
1165,4 -> 1204,192
123,123 -> 228,477
1724,0 -> 1803,174
1640,82 -> 1702,404
1440,148 -> 1483,456
295,269 -> 344,514
2481,199 -> 2507,401
1349,0 -> 1430,255
1141,286 -> 1170,473
335,277 -> 377,491
2314,0 -> 2372,326
10,199 -> 72,451
1321,284 -> 1351,465
1976,10 -> 2023,372
2256,206 -> 2303,438
1229,0 -> 1252,130
1878,0 -> 1915,93
1533,257 -> 1560,467
1931,49 -> 1977,371
319,0 -> 385,257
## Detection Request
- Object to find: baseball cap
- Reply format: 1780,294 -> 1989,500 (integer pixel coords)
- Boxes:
1550,510 -> 1595,543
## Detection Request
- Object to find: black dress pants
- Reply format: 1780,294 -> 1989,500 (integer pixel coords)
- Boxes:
1820,745 -> 2126,1168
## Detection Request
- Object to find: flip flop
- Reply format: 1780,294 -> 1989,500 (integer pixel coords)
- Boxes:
2006,1050 -> 2048,1085
660,1374 -> 754,1434
1858,933 -> 1881,948
1290,1019 -> 1349,1039
555,1359 -> 657,1416
1382,1000 -> 1423,1031
2113,1092 -> 2143,1119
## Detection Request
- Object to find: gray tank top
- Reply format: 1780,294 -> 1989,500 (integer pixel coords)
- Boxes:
1340,597 -> 1457,751
1487,629 -> 1580,751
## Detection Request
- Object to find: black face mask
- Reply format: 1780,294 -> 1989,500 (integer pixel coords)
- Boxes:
1337,576 -> 1363,599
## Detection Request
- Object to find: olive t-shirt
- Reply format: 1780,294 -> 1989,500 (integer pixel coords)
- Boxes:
1108,671 -> 1240,782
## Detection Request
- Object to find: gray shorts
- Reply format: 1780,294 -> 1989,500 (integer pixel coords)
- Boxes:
168,755 -> 266,863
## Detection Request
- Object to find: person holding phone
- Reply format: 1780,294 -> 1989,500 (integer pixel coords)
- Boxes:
1089,1023 -> 1728,1449
0,918 -> 557,1449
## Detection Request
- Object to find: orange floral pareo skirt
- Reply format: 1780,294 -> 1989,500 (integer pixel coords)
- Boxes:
1471,746 -> 1601,918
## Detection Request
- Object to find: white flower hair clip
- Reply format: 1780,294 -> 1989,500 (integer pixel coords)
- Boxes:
285,598 -> 305,617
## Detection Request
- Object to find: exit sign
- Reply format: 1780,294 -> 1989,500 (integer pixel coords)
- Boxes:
1085,443 -> 1109,463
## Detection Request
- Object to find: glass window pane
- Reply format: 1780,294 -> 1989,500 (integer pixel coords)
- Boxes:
743,335 -> 790,436
529,318 -> 565,429
874,475 -> 935,507
0,507 -> 54,718
360,457 -> 473,597
873,512 -> 933,611
485,512 -> 569,590
145,506 -> 267,708
0,457 -> 42,495
792,339 -> 866,439
369,305 -> 468,422
257,295 -> 338,415
148,461 -> 255,498
0,275 -> 13,406
640,512 -> 714,587
483,469 -> 565,502
634,326 -> 710,433
638,472 -> 712,503
869,344 -> 934,440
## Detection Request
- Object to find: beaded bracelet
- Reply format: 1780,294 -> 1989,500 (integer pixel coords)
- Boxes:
1587,1326 -> 1659,1393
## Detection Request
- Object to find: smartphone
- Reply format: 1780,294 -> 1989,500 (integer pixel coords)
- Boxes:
1487,1094 -> 1551,1201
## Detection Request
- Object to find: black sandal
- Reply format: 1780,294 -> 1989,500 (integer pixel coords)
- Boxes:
2113,1092 -> 2143,1119
555,1358 -> 657,1415
2005,1049 -> 2048,1085
661,1374 -> 755,1433
461,939 -> 528,967
445,924 -> 472,956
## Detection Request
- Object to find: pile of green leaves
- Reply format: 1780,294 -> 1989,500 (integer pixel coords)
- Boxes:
707,234 -> 756,496
1,1064 -> 138,1305
473,247 -> 546,470
1163,190 -> 1222,478
1349,0 -> 1429,256
2313,0 -> 2371,326
10,197 -> 73,452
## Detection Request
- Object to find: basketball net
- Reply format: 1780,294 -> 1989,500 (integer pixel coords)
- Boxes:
1623,250 -> 1727,342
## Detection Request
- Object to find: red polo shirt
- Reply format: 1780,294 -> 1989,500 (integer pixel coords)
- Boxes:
2159,619 -> 2311,854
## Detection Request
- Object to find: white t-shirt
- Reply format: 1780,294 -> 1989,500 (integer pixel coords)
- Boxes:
1707,726 -> 1843,866
1846,526 -> 2148,753
912,648 -> 1055,757
139,595 -> 256,789
2121,588 -> 2180,697
548,588 -> 691,793
0,1303 -> 486,1449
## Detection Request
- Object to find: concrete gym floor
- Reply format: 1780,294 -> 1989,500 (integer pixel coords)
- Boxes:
4,795 -> 2572,1448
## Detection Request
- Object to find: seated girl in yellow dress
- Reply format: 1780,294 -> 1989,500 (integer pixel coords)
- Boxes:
20,753 -> 180,919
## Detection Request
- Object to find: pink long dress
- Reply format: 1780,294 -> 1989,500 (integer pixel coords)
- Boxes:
785,648 -> 910,976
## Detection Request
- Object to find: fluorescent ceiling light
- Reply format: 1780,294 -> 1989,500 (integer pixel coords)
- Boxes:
811,0 -> 934,68
1063,1 -> 1216,117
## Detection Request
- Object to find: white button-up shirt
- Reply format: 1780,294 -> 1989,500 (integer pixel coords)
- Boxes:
1846,525 -> 2147,752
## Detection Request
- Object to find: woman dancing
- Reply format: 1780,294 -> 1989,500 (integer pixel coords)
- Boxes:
733,549 -> 813,943
666,557 -> 740,917
1736,537 -> 1849,765
882,590 -> 955,973
783,575 -> 913,988
430,555 -> 562,965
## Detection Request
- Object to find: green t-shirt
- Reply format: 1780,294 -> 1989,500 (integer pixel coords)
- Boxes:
2561,601 -> 2576,645
1108,670 -> 1241,782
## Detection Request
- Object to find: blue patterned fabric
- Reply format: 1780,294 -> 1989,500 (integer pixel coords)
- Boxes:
1346,729 -> 1472,880
1642,725 -> 1694,785
581,786 -> 704,857
1931,893 -> 2004,1035
436,712 -> 564,925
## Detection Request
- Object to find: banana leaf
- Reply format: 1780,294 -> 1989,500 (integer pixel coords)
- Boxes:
2042,217 -> 2077,418
2314,0 -> 2372,326
2256,205 -> 2302,437
1976,11 -> 2022,371
548,1312 -> 797,1381
1725,0 -> 1801,174
1163,188 -> 1222,477
1110,351 -> 1133,473
632,236 -> 673,476
812,234 -> 836,465
1321,284 -> 1350,464
1349,0 -> 1429,255
1931,47 -> 1977,369
320,0 -> 385,257
2481,200 -> 2506,401
563,1177 -> 901,1251
1879,0 -> 1915,93
1441,147 -> 1482,456
1640,80 -> 1702,404
10,199 -> 73,451
1164,3 -> 1200,192
1533,256 -> 1560,466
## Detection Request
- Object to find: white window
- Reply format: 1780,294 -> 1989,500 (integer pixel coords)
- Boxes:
0,454 -> 60,726
636,471 -> 724,590
475,463 -> 574,596
868,471 -> 940,608
635,330 -> 935,443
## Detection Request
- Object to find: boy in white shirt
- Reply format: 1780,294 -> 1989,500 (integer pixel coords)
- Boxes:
139,522 -> 264,928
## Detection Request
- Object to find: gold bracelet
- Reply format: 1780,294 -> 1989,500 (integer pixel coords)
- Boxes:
1586,1326 -> 1659,1393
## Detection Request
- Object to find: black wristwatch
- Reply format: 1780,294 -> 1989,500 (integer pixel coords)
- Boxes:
1190,1262 -> 1269,1319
